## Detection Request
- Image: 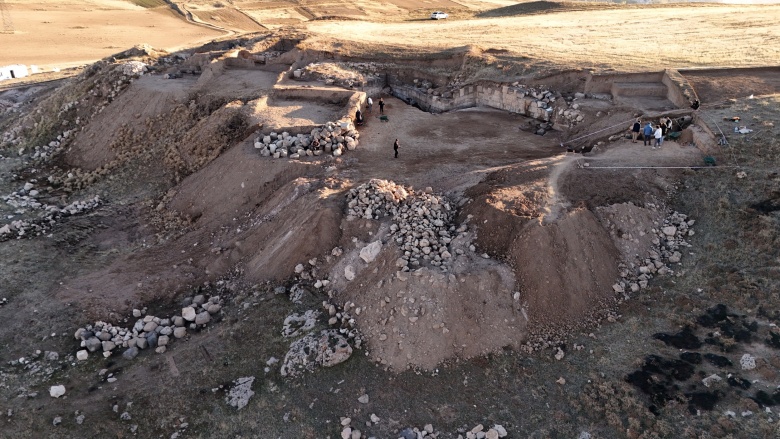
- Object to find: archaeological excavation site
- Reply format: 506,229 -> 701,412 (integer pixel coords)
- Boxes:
1,5 -> 780,438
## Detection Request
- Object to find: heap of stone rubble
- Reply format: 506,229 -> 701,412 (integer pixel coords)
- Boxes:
295,61 -> 382,88
337,420 -> 508,439
345,179 -> 461,270
0,191 -> 101,241
322,299 -> 362,348
254,119 -> 359,159
73,294 -> 224,361
614,210 -> 695,295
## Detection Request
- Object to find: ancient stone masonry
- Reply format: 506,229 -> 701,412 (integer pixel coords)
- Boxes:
345,179 -> 464,271
72,293 -> 224,361
254,119 -> 359,159
390,80 -> 585,129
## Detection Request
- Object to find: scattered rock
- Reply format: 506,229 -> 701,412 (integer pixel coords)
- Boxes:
359,241 -> 382,263
122,347 -> 139,360
182,307 -> 196,321
740,354 -> 756,370
280,330 -> 353,377
225,377 -> 255,410
49,385 -> 66,398
344,265 -> 356,281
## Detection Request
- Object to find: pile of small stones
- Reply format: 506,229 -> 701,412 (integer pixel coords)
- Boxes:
73,294 -> 223,361
345,179 -> 462,271
27,128 -> 77,161
254,119 -> 360,159
322,299 -> 362,349
296,61 -> 381,88
456,423 -> 508,439
0,193 -> 101,241
5,349 -> 67,389
556,92 -> 588,127
338,420 -> 508,439
614,210 -> 694,295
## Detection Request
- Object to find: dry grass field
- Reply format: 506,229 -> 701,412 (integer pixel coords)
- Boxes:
304,4 -> 780,72
2,1 -> 780,73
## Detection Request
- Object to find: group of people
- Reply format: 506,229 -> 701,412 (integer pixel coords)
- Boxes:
631,117 -> 674,149
354,97 -> 385,127
353,96 -> 399,157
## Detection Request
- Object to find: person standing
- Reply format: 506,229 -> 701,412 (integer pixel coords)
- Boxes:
378,98 -> 385,114
631,119 -> 641,143
654,124 -> 663,149
659,117 -> 668,137
393,138 -> 399,158
367,97 -> 373,112
665,117 -> 673,136
643,122 -> 654,146
355,108 -> 363,125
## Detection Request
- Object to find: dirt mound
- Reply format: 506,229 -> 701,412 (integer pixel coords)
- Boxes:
327,180 -> 524,370
56,140 -> 341,317
164,99 -> 252,178
460,158 -> 621,328
66,75 -> 191,170
339,251 -> 522,371
510,208 -> 620,324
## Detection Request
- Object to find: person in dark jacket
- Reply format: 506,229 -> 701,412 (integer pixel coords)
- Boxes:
378,98 -> 385,114
631,119 -> 641,143
393,138 -> 399,158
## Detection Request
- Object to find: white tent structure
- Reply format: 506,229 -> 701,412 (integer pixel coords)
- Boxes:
0,64 -> 29,81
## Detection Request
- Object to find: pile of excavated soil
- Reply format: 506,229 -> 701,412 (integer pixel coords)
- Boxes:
459,157 -> 620,323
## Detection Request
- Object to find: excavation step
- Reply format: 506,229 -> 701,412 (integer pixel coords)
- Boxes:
611,82 -> 668,97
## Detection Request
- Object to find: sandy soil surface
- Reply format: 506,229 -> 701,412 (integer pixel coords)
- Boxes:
0,1 -> 224,68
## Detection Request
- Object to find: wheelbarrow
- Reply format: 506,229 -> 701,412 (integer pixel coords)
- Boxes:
379,115 -> 389,122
